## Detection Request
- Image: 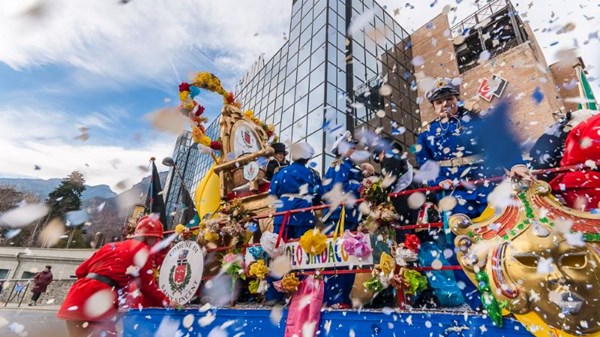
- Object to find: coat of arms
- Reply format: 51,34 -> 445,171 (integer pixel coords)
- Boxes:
169,249 -> 192,292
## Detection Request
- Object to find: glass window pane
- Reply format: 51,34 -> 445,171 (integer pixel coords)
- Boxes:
314,0 -> 326,16
280,126 -> 292,143
308,108 -> 324,134
310,62 -> 325,87
308,83 -> 324,112
293,115 -> 307,140
295,95 -> 308,118
311,43 -> 326,63
312,26 -> 326,51
297,59 -> 310,83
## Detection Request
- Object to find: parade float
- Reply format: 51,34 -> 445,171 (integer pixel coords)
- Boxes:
122,73 -> 600,337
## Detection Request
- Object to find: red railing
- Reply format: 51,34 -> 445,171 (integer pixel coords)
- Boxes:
173,160 -> 600,276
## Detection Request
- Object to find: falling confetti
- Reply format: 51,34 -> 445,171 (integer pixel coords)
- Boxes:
84,289 -> 115,318
37,218 -> 65,247
0,203 -> 48,228
531,87 -> 544,104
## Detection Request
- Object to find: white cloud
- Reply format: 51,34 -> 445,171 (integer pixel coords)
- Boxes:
0,0 -> 291,87
0,106 -> 174,189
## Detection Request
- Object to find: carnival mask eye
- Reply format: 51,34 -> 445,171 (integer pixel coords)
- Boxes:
513,253 -> 539,267
559,252 -> 587,269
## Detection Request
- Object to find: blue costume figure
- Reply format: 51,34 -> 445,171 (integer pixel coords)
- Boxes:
415,78 -> 528,309
321,132 -> 363,308
266,142 -> 323,303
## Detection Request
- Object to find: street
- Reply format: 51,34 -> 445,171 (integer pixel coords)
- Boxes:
0,308 -> 66,337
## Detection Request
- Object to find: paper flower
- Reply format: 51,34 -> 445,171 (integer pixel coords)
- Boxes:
280,273 -> 301,293
404,234 -> 421,253
244,110 -> 254,118
394,245 -> 418,266
248,246 -> 266,260
379,252 -> 395,275
260,231 -> 285,258
248,259 -> 269,280
249,279 -> 268,294
209,140 -> 222,151
363,277 -> 385,292
178,82 -> 191,92
299,228 -> 328,255
179,91 -> 190,102
402,269 -> 427,295
175,224 -> 186,234
204,231 -> 219,242
342,231 -> 372,258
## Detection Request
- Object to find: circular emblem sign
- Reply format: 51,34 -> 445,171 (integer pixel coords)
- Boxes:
158,240 -> 203,304
243,161 -> 260,181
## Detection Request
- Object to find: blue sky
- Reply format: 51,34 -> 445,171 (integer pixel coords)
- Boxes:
0,0 -> 597,190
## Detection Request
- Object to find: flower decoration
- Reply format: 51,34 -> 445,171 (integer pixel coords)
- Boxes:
209,140 -> 223,151
243,110 -> 278,142
248,246 -> 267,261
299,228 -> 328,255
248,259 -> 270,280
260,231 -> 285,258
402,269 -> 427,295
342,231 -> 372,258
361,178 -> 389,206
248,279 -> 268,295
274,272 -> 301,294
222,253 -> 246,280
379,252 -> 395,275
393,244 -> 418,266
363,277 -> 385,293
403,234 -> 421,253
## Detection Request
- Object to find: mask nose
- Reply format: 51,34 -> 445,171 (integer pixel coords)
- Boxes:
546,268 -> 568,287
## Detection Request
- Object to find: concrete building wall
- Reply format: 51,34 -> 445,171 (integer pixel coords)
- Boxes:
0,247 -> 94,280
411,13 -> 565,142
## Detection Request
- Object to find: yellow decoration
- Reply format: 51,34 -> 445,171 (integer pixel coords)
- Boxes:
175,224 -> 186,234
182,100 -> 195,111
248,259 -> 269,280
299,228 -> 328,255
379,252 -> 395,275
281,273 -> 301,293
204,231 -> 219,242
244,110 -> 254,118
267,124 -> 275,132
193,72 -> 227,97
192,126 -> 212,146
192,229 -> 200,236
179,91 -> 190,102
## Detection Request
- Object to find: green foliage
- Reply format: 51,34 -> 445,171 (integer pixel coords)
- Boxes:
46,171 -> 87,220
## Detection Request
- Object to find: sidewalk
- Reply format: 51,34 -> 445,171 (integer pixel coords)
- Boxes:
0,302 -> 60,311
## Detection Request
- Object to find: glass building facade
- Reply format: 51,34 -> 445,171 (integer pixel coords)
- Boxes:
163,0 -> 418,227
235,0 -> 417,173
163,118 -> 220,228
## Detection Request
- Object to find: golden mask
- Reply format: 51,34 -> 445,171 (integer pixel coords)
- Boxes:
451,180 -> 600,336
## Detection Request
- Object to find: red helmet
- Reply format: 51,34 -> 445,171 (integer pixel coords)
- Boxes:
133,216 -> 164,239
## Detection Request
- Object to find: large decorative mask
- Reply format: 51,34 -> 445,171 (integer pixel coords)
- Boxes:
451,180 -> 600,336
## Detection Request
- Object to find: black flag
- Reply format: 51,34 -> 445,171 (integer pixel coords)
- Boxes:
178,180 -> 197,227
145,158 -> 167,229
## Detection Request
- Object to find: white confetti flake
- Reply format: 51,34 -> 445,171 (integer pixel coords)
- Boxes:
348,9 -> 375,36
407,192 -> 426,210
182,314 -> 195,329
133,247 -> 149,268
379,84 -> 392,96
0,203 -> 48,228
199,312 -> 216,327
411,55 -> 425,66
431,259 -> 443,270
536,257 -> 554,274
438,196 -> 457,212
270,255 -> 292,277
270,305 -> 284,325
38,218 -> 65,248
302,321 -> 317,337
83,289 -> 115,318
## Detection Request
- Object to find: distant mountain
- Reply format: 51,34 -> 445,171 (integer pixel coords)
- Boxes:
0,178 -> 117,200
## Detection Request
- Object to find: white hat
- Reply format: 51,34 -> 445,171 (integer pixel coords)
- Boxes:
290,142 -> 314,161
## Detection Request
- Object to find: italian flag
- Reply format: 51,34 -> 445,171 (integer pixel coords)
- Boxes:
576,66 -> 598,110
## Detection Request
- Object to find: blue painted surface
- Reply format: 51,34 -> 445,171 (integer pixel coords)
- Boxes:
123,308 -> 534,337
